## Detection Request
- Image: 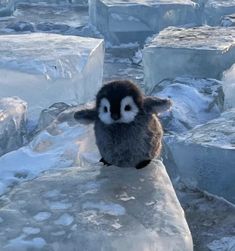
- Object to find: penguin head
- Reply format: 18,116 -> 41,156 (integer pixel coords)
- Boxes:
96,80 -> 143,125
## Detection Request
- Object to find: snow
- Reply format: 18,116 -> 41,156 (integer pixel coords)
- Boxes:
0,0 -> 14,17
0,97 -> 27,156
143,26 -> 235,91
54,213 -> 74,226
0,33 -> 104,120
164,109 -> 235,203
0,159 -> 193,251
33,212 -> 51,222
89,0 -> 199,45
207,236 -> 235,251
22,227 -> 40,235
152,77 -> 223,133
83,201 -> 126,216
222,64 -> 235,109
3,236 -> 46,251
0,121 -> 92,195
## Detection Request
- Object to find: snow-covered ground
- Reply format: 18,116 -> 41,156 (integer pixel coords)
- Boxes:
0,1 -> 235,251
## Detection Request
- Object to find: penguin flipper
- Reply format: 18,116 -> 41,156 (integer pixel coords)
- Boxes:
143,96 -> 172,115
74,108 -> 97,123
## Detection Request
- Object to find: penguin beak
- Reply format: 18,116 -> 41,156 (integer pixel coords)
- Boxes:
111,114 -> 120,121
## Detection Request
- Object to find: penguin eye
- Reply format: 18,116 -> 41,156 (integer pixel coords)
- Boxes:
124,105 -> 131,111
103,106 -> 108,113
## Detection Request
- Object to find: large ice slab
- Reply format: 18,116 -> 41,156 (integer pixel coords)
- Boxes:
143,26 -> 235,91
0,160 -> 193,251
0,3 -> 89,34
0,0 -> 14,16
0,33 -> 104,120
89,0 -> 199,45
204,0 -> 235,25
0,97 -> 27,157
222,64 -> 235,109
164,109 -> 235,203
152,77 -> 223,133
15,0 -> 88,6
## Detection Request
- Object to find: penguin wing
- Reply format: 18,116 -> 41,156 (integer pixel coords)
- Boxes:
74,107 -> 97,124
143,96 -> 172,115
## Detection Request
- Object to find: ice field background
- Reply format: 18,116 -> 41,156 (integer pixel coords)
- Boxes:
0,0 -> 235,250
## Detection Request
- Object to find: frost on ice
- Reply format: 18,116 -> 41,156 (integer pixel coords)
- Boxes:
0,33 -> 104,120
143,26 -> 235,91
89,0 -> 199,45
164,109 -> 235,203
0,159 -> 193,251
0,97 -> 27,157
152,77 -> 223,133
222,64 -> 235,109
0,116 -> 93,195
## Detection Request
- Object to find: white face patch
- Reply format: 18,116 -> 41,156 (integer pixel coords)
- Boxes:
120,96 -> 139,123
98,98 -> 112,125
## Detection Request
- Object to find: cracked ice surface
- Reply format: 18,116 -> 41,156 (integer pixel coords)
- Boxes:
0,97 -> 27,157
0,33 -> 104,120
165,109 -> 235,203
89,0 -> 199,45
0,160 -> 193,251
143,26 -> 235,90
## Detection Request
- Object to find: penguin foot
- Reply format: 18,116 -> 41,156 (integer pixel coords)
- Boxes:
136,160 -> 151,169
100,158 -> 111,166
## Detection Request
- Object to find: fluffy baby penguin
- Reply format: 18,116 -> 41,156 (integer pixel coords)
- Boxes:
74,80 -> 172,169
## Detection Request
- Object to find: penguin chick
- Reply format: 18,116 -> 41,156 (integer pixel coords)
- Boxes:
74,80 -> 172,169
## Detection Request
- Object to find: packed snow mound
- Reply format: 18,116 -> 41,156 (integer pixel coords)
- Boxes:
164,109 -> 235,203
89,0 -> 199,45
0,160 -> 193,251
0,97 -> 27,157
0,119 -> 94,195
222,64 -> 235,109
152,77 -> 223,133
0,33 -> 104,120
143,26 -> 235,90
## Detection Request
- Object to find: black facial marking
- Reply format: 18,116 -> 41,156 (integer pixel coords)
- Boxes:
124,104 -> 131,111
96,80 -> 144,122
104,106 -> 108,113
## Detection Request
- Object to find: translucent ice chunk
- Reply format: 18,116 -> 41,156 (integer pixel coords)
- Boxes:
165,109 -> 235,203
0,33 -> 104,120
0,0 -> 15,17
222,64 -> 235,109
0,160 -> 193,251
143,26 -> 235,92
204,0 -> 235,25
0,97 -> 27,156
89,0 -> 200,45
